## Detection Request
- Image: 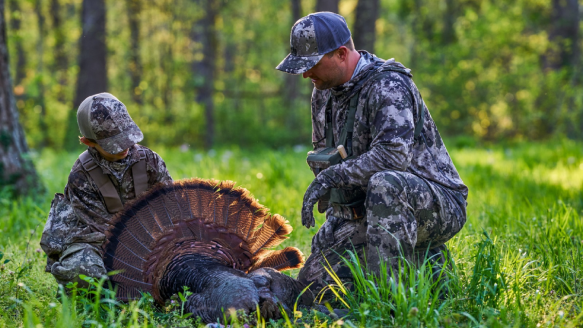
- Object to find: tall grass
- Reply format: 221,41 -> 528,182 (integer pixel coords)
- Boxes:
0,140 -> 582,326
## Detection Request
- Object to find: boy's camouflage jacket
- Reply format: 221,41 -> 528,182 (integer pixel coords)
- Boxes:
42,144 -> 172,265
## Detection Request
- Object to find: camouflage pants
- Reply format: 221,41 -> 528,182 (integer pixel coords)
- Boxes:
50,243 -> 107,287
298,170 -> 466,296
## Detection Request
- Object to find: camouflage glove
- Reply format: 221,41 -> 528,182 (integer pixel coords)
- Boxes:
301,169 -> 341,228
311,213 -> 345,253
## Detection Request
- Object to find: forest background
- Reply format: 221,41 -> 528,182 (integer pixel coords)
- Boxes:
0,0 -> 582,326
6,0 -> 583,153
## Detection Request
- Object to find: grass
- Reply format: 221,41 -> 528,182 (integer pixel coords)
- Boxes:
0,139 -> 582,327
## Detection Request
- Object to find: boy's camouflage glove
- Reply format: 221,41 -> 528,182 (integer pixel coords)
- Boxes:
301,169 -> 341,228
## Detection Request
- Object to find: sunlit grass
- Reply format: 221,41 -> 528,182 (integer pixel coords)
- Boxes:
0,140 -> 582,326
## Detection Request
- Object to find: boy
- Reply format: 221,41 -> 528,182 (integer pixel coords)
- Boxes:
41,93 -> 172,287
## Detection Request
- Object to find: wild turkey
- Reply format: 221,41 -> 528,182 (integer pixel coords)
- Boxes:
103,178 -> 312,323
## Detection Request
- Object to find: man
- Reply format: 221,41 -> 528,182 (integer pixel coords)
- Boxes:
275,12 -> 468,295
41,93 -> 173,287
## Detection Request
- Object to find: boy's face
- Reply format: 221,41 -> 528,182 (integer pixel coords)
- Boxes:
80,137 -> 130,162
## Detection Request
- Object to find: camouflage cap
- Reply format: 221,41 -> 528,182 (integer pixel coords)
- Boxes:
276,12 -> 352,75
77,93 -> 143,154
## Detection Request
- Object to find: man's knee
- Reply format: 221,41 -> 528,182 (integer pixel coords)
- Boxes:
368,171 -> 407,196
366,171 -> 409,213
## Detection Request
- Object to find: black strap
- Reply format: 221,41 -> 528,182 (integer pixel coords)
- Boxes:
325,97 -> 334,148
414,101 -> 426,141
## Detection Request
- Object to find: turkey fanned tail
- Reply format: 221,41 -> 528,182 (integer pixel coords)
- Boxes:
102,178 -> 306,308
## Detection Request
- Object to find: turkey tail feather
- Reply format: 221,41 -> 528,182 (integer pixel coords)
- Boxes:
248,214 -> 293,255
103,178 -> 304,303
249,247 -> 304,272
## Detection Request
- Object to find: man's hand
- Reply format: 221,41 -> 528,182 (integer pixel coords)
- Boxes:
301,179 -> 330,228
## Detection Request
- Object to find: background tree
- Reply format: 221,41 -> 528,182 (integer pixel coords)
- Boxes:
190,0 -> 219,149
50,0 -> 68,103
33,0 -> 47,147
315,0 -> 338,13
3,0 -> 583,150
64,0 -> 107,150
542,0 -> 580,71
0,0 -> 41,196
126,0 -> 142,104
353,0 -> 379,52
283,0 -> 303,130
6,0 -> 24,89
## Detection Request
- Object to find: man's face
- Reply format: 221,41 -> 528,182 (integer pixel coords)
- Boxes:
302,52 -> 345,90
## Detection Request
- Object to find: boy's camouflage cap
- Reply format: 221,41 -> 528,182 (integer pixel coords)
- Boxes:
276,11 -> 352,75
77,93 -> 143,154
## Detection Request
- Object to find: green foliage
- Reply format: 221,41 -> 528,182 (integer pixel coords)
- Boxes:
1,141 -> 583,326
467,232 -> 506,312
5,0 -> 582,150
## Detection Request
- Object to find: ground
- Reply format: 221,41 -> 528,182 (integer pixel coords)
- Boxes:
0,139 -> 582,327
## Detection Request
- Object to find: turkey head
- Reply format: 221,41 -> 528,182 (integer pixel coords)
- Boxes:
103,178 -> 311,323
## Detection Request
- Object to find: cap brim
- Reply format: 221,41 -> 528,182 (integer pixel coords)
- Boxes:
97,124 -> 144,154
276,53 -> 324,75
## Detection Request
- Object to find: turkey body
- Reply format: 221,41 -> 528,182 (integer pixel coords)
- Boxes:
103,179 -> 312,323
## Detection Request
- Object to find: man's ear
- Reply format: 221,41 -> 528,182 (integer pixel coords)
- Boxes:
336,46 -> 349,62
80,136 -> 96,147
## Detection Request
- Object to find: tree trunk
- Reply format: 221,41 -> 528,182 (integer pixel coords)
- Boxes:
50,0 -> 68,102
315,0 -> 339,13
191,0 -> 218,149
0,0 -> 41,196
7,0 -> 25,88
34,0 -> 48,148
542,0 -> 580,71
159,1 -> 175,123
441,0 -> 457,45
126,0 -> 142,104
284,0 -> 302,129
353,0 -> 380,52
65,0 -> 107,150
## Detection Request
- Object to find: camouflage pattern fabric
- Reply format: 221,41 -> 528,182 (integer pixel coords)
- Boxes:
50,244 -> 107,287
42,144 -> 172,285
276,12 -> 352,75
276,15 -> 323,75
309,52 -> 467,198
88,97 -> 144,154
299,51 -> 468,296
298,170 -> 465,297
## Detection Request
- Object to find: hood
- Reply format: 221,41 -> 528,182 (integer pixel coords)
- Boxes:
331,51 -> 412,104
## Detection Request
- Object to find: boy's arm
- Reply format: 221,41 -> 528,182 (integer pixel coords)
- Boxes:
65,169 -> 112,237
146,150 -> 173,184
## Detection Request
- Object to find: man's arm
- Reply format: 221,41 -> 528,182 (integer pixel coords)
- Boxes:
322,76 -> 416,189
